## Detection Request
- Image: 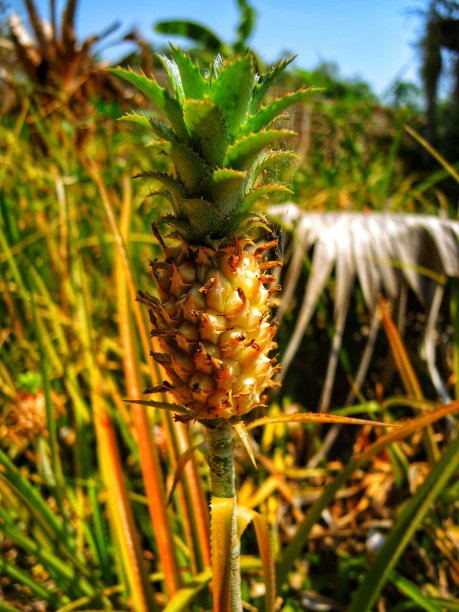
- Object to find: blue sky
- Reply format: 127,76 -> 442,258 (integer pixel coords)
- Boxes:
22,0 -> 422,96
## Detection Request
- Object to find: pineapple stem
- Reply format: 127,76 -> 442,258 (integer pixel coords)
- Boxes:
206,420 -> 242,612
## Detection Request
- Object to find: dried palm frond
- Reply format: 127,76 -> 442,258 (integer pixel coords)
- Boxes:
269,204 -> 459,408
4,0 -> 148,116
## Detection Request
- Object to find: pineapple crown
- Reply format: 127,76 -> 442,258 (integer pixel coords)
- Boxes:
111,47 -> 314,245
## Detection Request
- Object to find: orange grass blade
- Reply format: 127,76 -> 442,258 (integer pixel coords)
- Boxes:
379,298 -> 439,461
93,396 -> 157,612
116,174 -> 181,596
379,299 -> 423,398
174,422 -> 211,569
246,412 -> 399,431
69,199 -> 156,610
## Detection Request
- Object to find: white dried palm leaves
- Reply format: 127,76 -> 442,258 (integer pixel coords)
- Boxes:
269,204 -> 459,408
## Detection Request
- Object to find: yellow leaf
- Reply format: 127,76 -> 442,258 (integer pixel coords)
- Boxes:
233,422 -> 257,468
211,497 -> 235,611
246,412 -> 399,432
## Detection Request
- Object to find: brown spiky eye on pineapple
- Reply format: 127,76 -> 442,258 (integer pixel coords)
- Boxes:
112,49 -> 312,425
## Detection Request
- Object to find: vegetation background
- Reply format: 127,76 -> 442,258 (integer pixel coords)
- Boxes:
0,0 -> 459,610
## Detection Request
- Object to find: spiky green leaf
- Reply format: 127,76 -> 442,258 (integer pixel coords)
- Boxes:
250,150 -> 299,188
244,88 -> 315,134
181,198 -> 222,237
209,54 -> 224,82
134,171 -> 184,213
148,118 -> 176,142
242,184 -> 293,210
119,111 -> 153,130
119,112 -> 176,142
110,67 -> 187,139
250,55 -> 296,113
225,130 -> 295,170
211,55 -> 255,138
183,98 -> 227,167
164,216 -> 197,241
214,210 -> 265,238
147,140 -> 210,193
157,53 -> 184,103
169,44 -> 208,99
203,168 -> 247,214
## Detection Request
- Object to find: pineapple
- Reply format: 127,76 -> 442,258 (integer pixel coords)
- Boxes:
112,49 -> 311,422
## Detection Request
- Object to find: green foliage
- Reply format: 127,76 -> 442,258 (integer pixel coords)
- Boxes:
210,55 -> 255,136
113,51 -> 311,244
154,0 -> 257,60
295,61 -> 377,103
183,98 -> 227,166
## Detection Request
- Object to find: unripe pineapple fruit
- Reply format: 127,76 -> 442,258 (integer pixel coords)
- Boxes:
113,49 -> 312,421
138,240 -> 280,419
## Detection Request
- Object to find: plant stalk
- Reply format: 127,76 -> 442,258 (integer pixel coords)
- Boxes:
205,420 -> 242,612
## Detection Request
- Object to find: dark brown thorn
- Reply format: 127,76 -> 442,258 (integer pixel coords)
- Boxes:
237,287 -> 247,305
152,222 -> 167,252
137,290 -> 160,307
143,382 -> 173,394
149,329 -> 175,338
245,339 -> 261,351
149,352 -> 171,365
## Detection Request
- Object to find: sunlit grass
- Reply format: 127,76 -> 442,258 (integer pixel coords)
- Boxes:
0,88 -> 458,611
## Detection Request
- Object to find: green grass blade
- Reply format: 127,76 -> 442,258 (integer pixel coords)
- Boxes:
162,569 -> 212,612
0,504 -> 97,599
0,449 -> 68,542
0,602 -> 28,612
0,555 -> 63,606
451,279 -> 459,400
390,571 -> 443,612
404,124 -> 459,187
